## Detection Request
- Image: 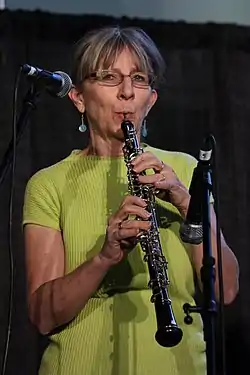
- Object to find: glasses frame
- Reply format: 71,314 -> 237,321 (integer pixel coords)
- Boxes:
87,69 -> 155,88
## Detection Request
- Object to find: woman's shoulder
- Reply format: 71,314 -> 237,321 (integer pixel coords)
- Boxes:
144,143 -> 197,188
22,152 -> 81,229
144,143 -> 197,169
25,150 -> 82,190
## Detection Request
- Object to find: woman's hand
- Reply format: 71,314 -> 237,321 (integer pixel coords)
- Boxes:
100,195 -> 151,266
131,151 -> 190,218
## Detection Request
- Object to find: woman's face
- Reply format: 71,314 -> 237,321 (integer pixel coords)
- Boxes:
70,47 -> 157,141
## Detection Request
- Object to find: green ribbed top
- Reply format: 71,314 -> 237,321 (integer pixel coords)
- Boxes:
23,144 -> 206,375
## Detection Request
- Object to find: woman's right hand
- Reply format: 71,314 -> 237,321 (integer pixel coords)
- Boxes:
99,195 -> 151,266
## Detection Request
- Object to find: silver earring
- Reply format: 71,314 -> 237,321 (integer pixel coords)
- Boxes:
141,118 -> 147,138
78,113 -> 87,132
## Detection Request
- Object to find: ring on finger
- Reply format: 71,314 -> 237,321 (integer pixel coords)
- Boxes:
159,172 -> 166,181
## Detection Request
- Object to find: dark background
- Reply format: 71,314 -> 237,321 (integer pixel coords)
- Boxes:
0,9 -> 249,375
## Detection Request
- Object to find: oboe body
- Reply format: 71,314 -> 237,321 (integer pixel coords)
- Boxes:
121,119 -> 183,347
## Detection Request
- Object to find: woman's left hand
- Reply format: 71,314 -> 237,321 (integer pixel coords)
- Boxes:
131,151 -> 190,218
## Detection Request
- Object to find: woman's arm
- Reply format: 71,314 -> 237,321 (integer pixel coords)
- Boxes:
186,204 -> 239,304
25,224 -> 112,335
25,195 -> 151,335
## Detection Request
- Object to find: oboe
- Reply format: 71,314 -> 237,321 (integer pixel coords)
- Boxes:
121,118 -> 183,347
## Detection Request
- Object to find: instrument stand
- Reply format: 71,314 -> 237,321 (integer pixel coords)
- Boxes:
0,84 -> 41,186
183,163 -> 217,375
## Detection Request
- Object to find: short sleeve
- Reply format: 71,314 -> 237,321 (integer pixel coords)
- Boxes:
23,169 -> 61,231
179,153 -> 198,189
178,153 -> 214,205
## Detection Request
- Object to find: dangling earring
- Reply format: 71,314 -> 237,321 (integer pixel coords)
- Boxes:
78,112 -> 87,133
141,118 -> 147,138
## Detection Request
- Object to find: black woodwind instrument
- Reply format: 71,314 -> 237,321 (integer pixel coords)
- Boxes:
121,118 -> 183,347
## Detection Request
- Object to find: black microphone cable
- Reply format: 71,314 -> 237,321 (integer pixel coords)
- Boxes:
0,64 -> 71,375
0,66 -> 22,375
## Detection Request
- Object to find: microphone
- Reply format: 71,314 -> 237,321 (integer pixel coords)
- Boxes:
179,136 -> 213,245
20,64 -> 72,98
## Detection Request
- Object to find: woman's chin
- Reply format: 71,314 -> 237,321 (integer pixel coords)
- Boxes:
114,128 -> 126,142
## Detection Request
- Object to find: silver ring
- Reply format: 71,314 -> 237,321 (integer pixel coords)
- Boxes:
159,172 -> 166,181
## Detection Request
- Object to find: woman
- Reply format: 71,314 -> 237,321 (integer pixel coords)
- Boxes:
23,26 -> 239,375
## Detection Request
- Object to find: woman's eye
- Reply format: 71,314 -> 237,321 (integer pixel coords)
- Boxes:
102,73 -> 117,80
133,74 -> 147,82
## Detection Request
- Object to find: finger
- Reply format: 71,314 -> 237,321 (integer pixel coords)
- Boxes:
120,237 -> 139,250
138,173 -> 167,185
120,195 -> 147,208
130,151 -> 149,166
131,152 -> 163,172
131,151 -> 155,166
108,196 -> 148,226
154,170 -> 177,189
133,159 -> 163,174
115,227 -> 141,241
114,204 -> 151,222
120,219 -> 151,231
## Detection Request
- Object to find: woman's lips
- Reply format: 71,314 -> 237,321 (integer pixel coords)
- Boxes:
114,112 -> 135,121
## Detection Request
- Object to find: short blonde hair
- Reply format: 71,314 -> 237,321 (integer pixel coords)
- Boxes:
71,26 -> 166,89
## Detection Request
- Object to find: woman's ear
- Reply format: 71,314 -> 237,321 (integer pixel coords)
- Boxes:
148,89 -> 158,113
68,86 -> 85,113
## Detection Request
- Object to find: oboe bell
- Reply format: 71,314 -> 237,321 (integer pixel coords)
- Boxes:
121,118 -> 183,348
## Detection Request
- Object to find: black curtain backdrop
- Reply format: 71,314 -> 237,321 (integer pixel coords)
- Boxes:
0,9 -> 250,375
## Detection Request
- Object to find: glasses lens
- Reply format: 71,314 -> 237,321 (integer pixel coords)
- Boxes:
98,71 -> 121,86
91,70 -> 153,87
131,72 -> 150,87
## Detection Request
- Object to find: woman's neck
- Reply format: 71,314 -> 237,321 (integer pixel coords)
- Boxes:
82,136 -> 124,157
81,128 -> 142,157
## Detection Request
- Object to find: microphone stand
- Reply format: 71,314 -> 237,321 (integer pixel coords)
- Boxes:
183,162 -> 217,375
0,84 -> 41,186
0,81 -> 45,375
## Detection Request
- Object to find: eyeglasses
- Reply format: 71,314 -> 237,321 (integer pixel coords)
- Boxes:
88,69 -> 154,88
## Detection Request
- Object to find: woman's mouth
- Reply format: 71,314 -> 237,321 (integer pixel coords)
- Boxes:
114,112 -> 135,122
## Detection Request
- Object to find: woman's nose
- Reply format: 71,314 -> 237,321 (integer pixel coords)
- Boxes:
117,76 -> 135,100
